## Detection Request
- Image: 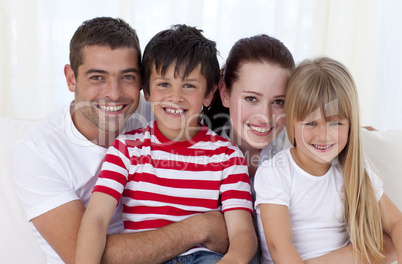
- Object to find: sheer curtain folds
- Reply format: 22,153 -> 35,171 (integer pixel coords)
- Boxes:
1,0 -> 401,129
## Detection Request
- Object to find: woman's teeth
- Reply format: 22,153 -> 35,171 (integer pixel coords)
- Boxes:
248,124 -> 270,133
99,105 -> 124,112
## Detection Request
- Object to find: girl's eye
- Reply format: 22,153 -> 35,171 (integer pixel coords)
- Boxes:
304,122 -> 316,126
245,96 -> 256,102
273,99 -> 285,106
330,121 -> 341,126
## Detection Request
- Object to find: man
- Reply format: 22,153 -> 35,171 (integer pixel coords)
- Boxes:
12,17 -> 228,264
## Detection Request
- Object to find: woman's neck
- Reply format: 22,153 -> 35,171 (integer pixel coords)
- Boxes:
230,130 -> 262,178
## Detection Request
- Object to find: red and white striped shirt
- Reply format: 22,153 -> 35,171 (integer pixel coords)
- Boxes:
94,121 -> 253,233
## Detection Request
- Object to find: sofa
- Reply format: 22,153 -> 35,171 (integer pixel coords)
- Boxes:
1,117 -> 401,264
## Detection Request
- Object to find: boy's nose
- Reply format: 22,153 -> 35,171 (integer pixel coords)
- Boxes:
169,88 -> 184,103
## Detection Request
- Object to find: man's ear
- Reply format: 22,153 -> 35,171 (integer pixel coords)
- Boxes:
64,64 -> 76,92
219,81 -> 230,108
203,85 -> 218,107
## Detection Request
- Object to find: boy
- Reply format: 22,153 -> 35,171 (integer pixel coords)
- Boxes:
76,24 -> 257,264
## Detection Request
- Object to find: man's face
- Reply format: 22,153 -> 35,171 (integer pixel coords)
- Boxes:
66,45 -> 142,141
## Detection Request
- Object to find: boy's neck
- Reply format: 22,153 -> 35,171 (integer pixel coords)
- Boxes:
155,120 -> 201,142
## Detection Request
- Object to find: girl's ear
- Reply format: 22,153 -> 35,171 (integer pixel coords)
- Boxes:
219,81 -> 230,107
203,85 -> 217,107
64,64 -> 76,92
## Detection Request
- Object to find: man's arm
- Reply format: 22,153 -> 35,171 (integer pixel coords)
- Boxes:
32,200 -> 229,264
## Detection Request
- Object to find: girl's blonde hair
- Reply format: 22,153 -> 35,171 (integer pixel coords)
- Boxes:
284,57 -> 384,263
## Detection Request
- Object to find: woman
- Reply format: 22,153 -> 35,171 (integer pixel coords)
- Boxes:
202,35 -> 397,264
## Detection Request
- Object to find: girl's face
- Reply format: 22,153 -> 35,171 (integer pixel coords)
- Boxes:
293,109 -> 350,175
221,62 -> 288,150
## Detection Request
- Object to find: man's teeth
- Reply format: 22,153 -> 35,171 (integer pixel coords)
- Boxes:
249,125 -> 270,133
165,108 -> 184,114
313,144 -> 333,150
99,105 -> 123,112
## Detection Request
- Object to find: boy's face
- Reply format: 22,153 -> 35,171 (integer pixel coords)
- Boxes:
146,64 -> 213,141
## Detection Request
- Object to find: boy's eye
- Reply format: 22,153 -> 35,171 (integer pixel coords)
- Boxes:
273,99 -> 284,106
184,84 -> 196,88
159,82 -> 169,87
245,96 -> 256,102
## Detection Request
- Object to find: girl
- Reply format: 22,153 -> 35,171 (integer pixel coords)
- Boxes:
255,57 -> 402,263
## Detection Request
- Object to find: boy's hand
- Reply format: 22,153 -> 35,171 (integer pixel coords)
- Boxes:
198,211 -> 229,254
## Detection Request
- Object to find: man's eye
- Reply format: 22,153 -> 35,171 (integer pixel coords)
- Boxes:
245,96 -> 256,102
123,75 -> 134,80
90,76 -> 102,81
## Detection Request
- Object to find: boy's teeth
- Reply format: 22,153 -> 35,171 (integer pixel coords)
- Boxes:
249,124 -> 270,133
165,108 -> 184,114
99,105 -> 124,112
313,144 -> 332,150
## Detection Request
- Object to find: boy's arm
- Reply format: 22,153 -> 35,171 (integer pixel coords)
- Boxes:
260,203 -> 304,264
32,200 -> 229,264
76,192 -> 117,264
218,210 -> 257,264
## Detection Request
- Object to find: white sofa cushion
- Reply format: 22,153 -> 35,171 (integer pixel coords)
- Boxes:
0,118 -> 46,263
361,128 -> 402,210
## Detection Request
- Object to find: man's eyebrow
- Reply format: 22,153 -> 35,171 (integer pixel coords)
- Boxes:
85,69 -> 107,75
85,68 -> 140,75
122,68 -> 140,74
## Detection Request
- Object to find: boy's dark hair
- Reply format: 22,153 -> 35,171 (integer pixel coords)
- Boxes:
69,17 -> 141,76
142,24 -> 220,97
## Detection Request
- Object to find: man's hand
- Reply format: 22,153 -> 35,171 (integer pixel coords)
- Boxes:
196,211 -> 229,254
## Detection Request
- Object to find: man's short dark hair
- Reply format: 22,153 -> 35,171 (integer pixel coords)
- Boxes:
69,17 -> 141,76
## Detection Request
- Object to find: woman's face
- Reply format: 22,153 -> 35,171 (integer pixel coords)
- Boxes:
221,62 -> 288,150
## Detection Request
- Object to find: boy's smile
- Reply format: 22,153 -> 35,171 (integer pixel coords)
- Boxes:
147,64 -> 213,141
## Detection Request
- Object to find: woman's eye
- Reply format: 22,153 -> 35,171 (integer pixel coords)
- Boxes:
330,121 -> 341,126
245,96 -> 256,102
273,99 -> 285,106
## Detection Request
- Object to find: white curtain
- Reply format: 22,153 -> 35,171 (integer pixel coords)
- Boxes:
1,0 -> 401,130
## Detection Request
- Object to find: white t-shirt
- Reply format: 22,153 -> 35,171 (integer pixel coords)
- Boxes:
12,95 -> 151,264
254,148 -> 384,263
